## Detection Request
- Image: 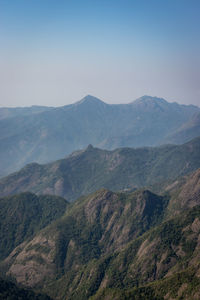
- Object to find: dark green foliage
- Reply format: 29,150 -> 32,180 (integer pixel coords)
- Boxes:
12,189 -> 172,299
1,169 -> 200,300
87,206 -> 200,300
90,267 -> 200,300
0,278 -> 52,299
54,209 -> 102,273
0,192 -> 68,260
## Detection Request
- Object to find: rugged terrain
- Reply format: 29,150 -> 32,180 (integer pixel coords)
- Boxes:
0,168 -> 200,299
0,100 -> 199,298
0,193 -> 68,260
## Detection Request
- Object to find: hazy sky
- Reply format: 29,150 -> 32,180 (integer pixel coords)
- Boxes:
0,0 -> 200,107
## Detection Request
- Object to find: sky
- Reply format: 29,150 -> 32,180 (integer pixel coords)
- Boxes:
0,0 -> 200,107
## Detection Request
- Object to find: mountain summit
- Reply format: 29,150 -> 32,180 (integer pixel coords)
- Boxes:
132,95 -> 168,104
75,95 -> 106,106
0,95 -> 199,177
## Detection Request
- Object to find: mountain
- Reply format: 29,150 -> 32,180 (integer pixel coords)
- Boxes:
0,105 -> 53,121
1,189 -> 169,297
0,137 -> 200,202
90,205 -> 200,300
164,167 -> 200,217
1,168 -> 200,300
0,192 -> 68,260
0,95 -> 199,177
166,112 -> 200,144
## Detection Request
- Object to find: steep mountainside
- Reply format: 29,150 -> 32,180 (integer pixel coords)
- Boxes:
0,95 -> 199,177
90,206 -> 200,299
165,168 -> 200,217
0,193 -> 68,260
1,189 -> 168,297
1,169 -> 199,300
0,137 -> 199,201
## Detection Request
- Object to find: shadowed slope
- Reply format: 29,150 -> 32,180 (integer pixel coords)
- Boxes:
0,193 -> 68,260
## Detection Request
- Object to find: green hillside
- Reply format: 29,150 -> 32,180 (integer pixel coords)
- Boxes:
1,169 -> 199,299
90,266 -> 200,300
0,193 -> 68,260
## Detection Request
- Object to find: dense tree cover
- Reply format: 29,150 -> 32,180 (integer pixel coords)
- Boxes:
0,278 -> 52,299
0,192 -> 68,260
1,168 -> 199,300
0,164 -> 199,299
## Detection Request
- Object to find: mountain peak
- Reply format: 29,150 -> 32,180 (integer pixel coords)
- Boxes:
132,95 -> 168,104
85,144 -> 94,151
76,95 -> 106,106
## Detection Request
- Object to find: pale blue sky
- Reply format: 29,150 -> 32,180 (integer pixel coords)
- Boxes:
0,0 -> 200,106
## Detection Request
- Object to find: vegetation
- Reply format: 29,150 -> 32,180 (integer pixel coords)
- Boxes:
0,192 -> 68,260
90,266 -> 200,300
0,278 -> 52,299
1,168 -> 199,299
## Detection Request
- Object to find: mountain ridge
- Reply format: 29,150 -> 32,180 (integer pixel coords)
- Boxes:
1,168 -> 200,299
1,94 -> 199,110
0,137 -> 200,202
0,95 -> 199,177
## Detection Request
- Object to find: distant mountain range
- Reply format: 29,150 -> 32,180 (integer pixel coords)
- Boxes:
166,112 -> 200,144
0,95 -> 199,177
0,95 -> 200,299
0,136 -> 199,202
0,105 -> 54,120
1,168 -> 200,300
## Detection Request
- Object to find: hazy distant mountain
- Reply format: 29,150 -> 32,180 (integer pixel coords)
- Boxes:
166,112 -> 200,144
0,105 -> 53,120
1,168 -> 200,300
0,95 -> 199,177
0,137 -> 199,202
